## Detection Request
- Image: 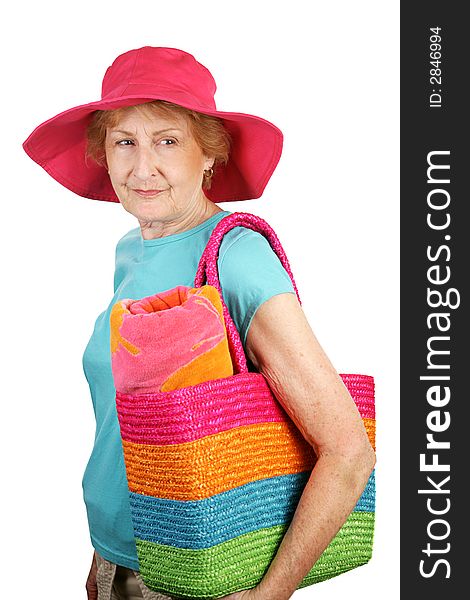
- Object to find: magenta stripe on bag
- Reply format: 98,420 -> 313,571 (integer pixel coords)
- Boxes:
116,373 -> 284,445
116,373 -> 375,445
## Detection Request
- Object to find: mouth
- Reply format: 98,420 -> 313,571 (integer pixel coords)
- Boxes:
132,189 -> 166,198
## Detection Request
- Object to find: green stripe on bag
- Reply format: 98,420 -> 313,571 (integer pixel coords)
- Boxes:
136,511 -> 375,599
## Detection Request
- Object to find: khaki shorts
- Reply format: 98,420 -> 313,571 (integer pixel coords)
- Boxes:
95,552 -> 173,600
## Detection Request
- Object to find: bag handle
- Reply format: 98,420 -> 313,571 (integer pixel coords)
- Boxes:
194,212 -> 301,374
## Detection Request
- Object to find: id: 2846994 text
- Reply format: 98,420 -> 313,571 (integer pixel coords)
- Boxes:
429,27 -> 443,108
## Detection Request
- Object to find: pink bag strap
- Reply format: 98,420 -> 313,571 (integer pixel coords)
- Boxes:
194,212 -> 301,374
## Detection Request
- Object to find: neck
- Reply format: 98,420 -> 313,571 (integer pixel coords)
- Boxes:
138,199 -> 224,240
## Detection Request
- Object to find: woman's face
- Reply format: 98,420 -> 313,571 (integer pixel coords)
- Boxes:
105,107 -> 214,225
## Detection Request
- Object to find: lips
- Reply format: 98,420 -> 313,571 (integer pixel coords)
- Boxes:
133,189 -> 164,197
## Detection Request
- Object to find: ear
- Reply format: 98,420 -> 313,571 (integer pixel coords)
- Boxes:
203,155 -> 215,170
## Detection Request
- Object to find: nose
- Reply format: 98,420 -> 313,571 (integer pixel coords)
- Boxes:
131,145 -> 160,182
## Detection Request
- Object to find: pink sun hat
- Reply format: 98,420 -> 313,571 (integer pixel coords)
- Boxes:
22,46 -> 284,203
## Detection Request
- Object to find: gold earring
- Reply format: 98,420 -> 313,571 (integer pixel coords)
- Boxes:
203,167 -> 214,179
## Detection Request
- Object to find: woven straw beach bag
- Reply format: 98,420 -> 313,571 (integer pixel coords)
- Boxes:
113,212 -> 376,599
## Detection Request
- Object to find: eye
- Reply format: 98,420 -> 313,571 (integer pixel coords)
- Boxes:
116,139 -> 134,146
159,138 -> 177,146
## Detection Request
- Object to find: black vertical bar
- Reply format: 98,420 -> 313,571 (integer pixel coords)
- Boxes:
401,3 -> 467,597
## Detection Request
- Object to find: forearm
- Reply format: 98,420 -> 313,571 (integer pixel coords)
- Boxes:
256,448 -> 375,600
244,293 -> 376,599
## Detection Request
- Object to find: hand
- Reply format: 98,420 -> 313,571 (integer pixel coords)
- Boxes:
85,552 -> 98,600
219,586 -> 263,600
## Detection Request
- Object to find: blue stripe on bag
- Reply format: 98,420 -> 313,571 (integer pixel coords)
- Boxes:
129,470 -> 375,548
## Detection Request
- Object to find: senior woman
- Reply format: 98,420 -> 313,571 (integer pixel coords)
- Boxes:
23,47 -> 375,600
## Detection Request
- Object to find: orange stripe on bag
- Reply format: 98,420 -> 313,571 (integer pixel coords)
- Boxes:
122,421 -> 316,500
363,418 -> 376,450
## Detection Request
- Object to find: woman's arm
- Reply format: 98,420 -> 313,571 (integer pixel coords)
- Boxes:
86,551 -> 98,600
238,292 -> 376,600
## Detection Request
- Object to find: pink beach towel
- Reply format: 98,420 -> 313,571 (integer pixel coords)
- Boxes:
110,284 -> 234,394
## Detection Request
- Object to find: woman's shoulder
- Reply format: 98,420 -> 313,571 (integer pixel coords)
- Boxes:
218,221 -> 279,267
216,215 -> 294,290
115,226 -> 141,255
214,214 -> 296,346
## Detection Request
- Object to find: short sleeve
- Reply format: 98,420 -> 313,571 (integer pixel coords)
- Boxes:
218,227 -> 296,346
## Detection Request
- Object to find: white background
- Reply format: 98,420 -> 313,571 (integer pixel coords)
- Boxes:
3,1 -> 399,598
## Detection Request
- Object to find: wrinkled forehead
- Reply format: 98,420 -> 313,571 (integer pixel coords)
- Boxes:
107,104 -> 191,134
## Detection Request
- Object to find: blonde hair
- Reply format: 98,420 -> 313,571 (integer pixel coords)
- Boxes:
85,100 -> 232,189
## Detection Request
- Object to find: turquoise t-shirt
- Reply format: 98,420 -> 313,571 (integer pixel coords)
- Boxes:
81,209 -> 296,569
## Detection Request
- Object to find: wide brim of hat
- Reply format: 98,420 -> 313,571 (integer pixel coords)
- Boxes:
22,95 -> 283,203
